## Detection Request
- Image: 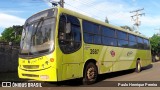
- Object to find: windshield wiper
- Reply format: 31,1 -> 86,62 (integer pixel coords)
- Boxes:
33,17 -> 44,36
29,17 -> 44,55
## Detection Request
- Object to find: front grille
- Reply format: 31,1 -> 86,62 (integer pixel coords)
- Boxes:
23,65 -> 39,69
22,74 -> 39,77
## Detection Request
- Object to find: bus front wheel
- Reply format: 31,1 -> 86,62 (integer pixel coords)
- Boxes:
83,62 -> 98,85
135,60 -> 141,73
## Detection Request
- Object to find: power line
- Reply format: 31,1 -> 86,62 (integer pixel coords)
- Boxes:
60,0 -> 64,8
65,2 -> 121,26
74,1 -> 109,16
65,3 -> 104,20
74,0 -> 122,17
0,5 -> 47,9
66,0 -> 131,26
37,0 -> 124,26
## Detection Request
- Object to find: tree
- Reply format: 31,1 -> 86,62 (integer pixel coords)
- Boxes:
121,26 -> 134,31
0,36 -> 4,42
105,17 -> 109,23
150,34 -> 160,55
1,25 -> 23,44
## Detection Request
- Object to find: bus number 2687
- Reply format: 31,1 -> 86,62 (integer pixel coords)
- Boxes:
90,49 -> 99,54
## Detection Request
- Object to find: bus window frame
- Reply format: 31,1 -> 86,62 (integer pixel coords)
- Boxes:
58,14 -> 82,54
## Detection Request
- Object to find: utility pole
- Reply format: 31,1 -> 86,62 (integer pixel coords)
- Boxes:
60,0 -> 64,8
130,8 -> 145,31
49,0 -> 64,8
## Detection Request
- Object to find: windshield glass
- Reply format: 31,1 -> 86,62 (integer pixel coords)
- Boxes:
20,9 -> 55,55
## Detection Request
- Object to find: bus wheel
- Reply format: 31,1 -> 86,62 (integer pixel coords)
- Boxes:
135,60 -> 141,73
83,62 -> 98,85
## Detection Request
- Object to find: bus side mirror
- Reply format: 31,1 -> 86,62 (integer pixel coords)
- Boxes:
59,32 -> 65,40
66,23 -> 71,34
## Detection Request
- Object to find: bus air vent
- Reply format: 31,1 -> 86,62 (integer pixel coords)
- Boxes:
23,65 -> 39,69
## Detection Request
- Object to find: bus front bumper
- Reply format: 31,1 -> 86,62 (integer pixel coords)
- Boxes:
18,66 -> 57,81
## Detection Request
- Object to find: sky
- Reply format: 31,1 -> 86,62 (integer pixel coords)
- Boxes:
0,0 -> 160,37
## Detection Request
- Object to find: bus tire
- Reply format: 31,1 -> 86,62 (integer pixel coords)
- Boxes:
83,62 -> 98,85
135,60 -> 141,73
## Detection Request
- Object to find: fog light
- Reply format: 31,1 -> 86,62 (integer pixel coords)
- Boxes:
40,75 -> 49,80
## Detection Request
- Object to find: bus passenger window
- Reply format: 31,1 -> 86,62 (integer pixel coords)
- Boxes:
137,37 -> 144,49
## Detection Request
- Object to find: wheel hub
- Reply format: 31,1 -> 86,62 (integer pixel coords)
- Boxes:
87,67 -> 95,80
138,63 -> 140,71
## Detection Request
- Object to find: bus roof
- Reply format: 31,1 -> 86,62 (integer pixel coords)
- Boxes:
58,7 -> 148,39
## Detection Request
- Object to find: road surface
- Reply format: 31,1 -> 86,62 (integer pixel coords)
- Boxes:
1,62 -> 160,90
43,62 -> 160,86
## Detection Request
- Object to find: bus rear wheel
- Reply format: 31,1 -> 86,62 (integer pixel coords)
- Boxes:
83,62 -> 98,85
135,60 -> 141,73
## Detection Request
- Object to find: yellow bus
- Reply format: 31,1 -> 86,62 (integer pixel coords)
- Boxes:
18,7 -> 151,84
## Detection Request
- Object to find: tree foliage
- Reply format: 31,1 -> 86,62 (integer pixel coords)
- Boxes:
150,34 -> 160,55
1,25 -> 23,44
121,26 -> 134,31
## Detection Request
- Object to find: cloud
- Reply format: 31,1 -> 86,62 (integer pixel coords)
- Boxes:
63,0 -> 134,26
42,0 -> 52,7
0,13 -> 25,28
43,0 -> 158,37
141,16 -> 160,27
65,0 -> 159,28
132,0 -> 137,2
0,10 -> 25,13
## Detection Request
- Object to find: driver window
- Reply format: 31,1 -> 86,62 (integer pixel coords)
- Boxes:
58,14 -> 81,54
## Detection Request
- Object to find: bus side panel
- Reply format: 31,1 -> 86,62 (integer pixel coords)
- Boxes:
56,10 -> 84,81
83,45 -> 138,74
146,50 -> 152,65
136,50 -> 146,67
55,46 -> 63,81
98,46 -> 114,74
83,45 -> 117,74
83,45 -> 137,74
83,44 -> 107,73
135,49 -> 151,67
101,47 -> 123,73
116,48 -> 137,71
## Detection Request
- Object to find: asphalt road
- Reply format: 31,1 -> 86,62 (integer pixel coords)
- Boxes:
43,61 -> 160,86
1,62 -> 160,90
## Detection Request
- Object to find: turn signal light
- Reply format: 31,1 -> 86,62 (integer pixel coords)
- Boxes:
50,58 -> 54,62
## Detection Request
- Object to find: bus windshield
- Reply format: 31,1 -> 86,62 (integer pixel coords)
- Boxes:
20,9 -> 55,56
